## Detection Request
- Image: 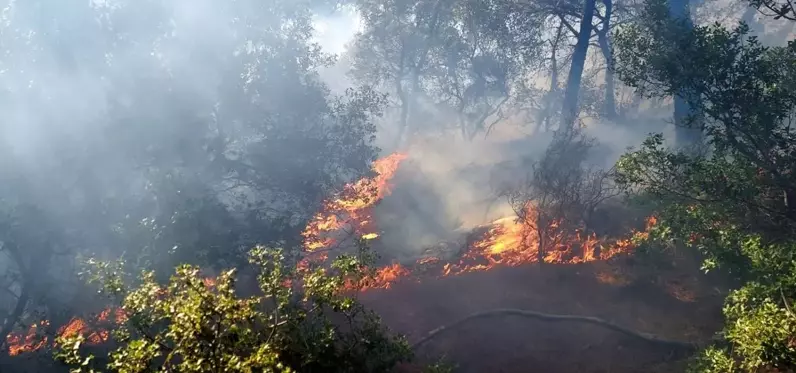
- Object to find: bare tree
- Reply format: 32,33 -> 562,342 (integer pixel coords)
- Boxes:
497,127 -> 619,263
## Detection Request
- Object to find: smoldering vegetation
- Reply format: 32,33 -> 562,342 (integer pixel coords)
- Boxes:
0,0 -> 792,372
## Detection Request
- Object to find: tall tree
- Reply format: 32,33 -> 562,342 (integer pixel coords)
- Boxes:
350,0 -> 443,148
614,0 -> 796,369
668,0 -> 704,145
531,0 -> 641,127
596,0 -> 618,119
560,0 -> 598,128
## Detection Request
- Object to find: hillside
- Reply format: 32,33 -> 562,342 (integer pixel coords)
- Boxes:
364,257 -> 725,372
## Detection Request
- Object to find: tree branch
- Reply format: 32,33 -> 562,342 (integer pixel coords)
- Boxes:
558,15 -> 580,37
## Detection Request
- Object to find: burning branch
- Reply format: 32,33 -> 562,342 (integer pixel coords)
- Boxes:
410,308 -> 698,350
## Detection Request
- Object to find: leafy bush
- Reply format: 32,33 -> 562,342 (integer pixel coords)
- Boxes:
55,245 -> 412,373
614,0 -> 796,370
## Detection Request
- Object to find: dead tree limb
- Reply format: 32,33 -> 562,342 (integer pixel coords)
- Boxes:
411,308 -> 698,350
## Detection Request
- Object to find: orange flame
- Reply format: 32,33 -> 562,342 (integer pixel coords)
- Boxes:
350,210 -> 659,290
203,276 -> 217,288
6,307 -> 127,356
301,153 -> 408,251
345,263 -> 413,292
6,151 -> 660,355
5,276 -> 228,355
298,157 -> 659,291
5,321 -> 50,356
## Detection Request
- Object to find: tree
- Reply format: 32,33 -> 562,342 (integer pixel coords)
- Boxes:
348,0 -> 437,148
667,0 -> 704,146
560,0 -> 598,128
534,17 -> 568,132
747,0 -> 796,21
350,0 -> 548,143
596,0 -> 618,119
0,0 -> 385,360
614,0 -> 796,369
0,201 -> 63,359
530,0 -> 643,127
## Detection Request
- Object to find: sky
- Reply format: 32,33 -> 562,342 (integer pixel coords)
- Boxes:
312,6 -> 362,56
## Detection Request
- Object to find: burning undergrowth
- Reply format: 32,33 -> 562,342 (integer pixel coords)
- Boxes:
5,152 -> 657,356
6,308 -> 126,356
297,151 -> 656,290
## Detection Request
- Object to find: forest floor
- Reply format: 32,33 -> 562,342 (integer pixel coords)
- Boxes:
360,254 -> 726,373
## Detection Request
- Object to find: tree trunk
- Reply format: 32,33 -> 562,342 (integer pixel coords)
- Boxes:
395,81 -> 410,150
597,0 -> 617,120
537,230 -> 547,264
538,21 -> 565,133
402,0 -> 444,147
547,56 -> 558,132
0,244 -> 32,355
598,36 -> 616,120
394,45 -> 410,150
560,0 -> 597,129
669,0 -> 702,146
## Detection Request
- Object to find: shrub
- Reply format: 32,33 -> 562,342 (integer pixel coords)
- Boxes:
55,245 -> 412,373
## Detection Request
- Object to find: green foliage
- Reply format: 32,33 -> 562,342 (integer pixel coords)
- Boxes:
614,0 -> 796,371
55,246 -> 412,373
617,136 -> 796,371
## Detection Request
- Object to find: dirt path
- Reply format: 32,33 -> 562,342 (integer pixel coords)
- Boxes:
360,260 -> 724,373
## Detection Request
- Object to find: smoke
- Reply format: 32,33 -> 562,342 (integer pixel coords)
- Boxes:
303,2 -> 785,259
0,1 -> 388,342
313,6 -> 361,94
367,115 -> 677,258
299,6 -> 701,260
303,6 -> 676,257
0,0 -> 782,355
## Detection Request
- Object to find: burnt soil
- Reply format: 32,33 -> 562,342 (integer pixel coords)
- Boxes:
359,256 -> 725,373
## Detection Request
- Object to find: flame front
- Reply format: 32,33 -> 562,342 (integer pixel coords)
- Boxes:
343,207 -> 658,291
301,153 -> 408,251
437,207 -> 657,276
6,152 -> 660,355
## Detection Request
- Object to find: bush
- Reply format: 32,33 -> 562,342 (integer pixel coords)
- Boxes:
55,245 -> 412,373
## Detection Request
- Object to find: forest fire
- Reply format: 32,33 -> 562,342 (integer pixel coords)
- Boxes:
5,153 -> 657,356
301,153 -> 657,291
